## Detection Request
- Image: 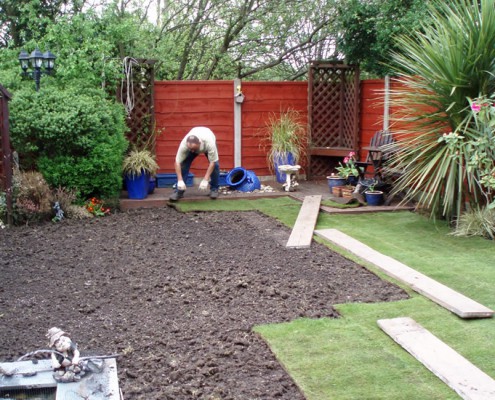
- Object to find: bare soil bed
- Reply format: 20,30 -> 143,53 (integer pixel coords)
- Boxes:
0,207 -> 408,399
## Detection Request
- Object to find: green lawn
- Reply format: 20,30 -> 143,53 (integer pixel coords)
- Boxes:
176,197 -> 495,399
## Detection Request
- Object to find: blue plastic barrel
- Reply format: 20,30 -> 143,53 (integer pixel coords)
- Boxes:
226,167 -> 261,192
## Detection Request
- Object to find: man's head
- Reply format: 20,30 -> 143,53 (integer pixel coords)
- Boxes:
186,135 -> 201,153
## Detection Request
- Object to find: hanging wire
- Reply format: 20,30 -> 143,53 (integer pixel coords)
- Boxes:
121,56 -> 139,115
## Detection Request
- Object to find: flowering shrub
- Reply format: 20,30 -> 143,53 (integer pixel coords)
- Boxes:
85,198 -> 111,217
335,152 -> 363,178
465,96 -> 495,209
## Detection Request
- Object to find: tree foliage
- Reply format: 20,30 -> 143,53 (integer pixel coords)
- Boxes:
336,0 -> 429,77
0,0 -> 82,47
0,0 -> 343,82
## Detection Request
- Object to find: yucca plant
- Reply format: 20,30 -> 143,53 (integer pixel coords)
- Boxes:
387,0 -> 495,223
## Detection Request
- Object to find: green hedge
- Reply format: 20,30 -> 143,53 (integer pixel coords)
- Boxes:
10,86 -> 128,199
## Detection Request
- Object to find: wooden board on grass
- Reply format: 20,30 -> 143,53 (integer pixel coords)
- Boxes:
314,228 -> 493,319
286,195 -> 322,249
378,317 -> 495,400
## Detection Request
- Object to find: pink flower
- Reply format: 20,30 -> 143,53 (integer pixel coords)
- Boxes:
471,103 -> 482,113
344,157 -> 349,164
349,151 -> 356,157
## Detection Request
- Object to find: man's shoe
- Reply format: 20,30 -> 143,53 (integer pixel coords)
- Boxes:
169,190 -> 185,201
209,190 -> 219,200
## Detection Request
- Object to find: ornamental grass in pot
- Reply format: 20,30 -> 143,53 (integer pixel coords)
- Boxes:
122,148 -> 159,199
262,109 -> 307,183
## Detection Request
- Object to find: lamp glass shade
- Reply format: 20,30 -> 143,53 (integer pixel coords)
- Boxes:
18,50 -> 29,71
30,48 -> 44,68
43,50 -> 56,70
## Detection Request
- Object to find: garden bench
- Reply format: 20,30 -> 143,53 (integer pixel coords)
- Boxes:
356,130 -> 396,179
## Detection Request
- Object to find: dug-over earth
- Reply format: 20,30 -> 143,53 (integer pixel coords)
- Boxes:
0,207 -> 408,399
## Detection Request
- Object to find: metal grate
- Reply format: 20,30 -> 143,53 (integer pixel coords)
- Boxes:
0,387 -> 56,399
308,61 -> 360,178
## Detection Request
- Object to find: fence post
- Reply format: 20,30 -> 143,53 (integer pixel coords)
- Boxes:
233,78 -> 242,167
383,75 -> 390,132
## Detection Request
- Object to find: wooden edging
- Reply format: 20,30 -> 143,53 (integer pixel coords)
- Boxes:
314,229 -> 493,319
378,317 -> 495,400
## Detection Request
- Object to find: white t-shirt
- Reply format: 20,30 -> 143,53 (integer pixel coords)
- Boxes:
175,127 -> 219,163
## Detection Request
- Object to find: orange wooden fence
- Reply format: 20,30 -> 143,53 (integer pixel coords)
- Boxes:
155,79 -> 389,178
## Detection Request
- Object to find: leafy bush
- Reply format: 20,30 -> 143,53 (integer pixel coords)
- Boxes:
10,86 -> 128,199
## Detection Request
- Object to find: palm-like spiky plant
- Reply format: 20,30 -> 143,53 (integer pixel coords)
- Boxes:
387,0 -> 495,223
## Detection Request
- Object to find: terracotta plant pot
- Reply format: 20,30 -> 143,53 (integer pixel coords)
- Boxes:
327,176 -> 347,194
341,186 -> 355,198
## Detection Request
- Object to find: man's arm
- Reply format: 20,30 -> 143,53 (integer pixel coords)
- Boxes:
174,161 -> 183,182
204,161 -> 215,181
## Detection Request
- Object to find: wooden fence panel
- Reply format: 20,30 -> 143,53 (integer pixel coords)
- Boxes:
154,79 -> 387,179
154,81 -> 235,176
240,81 -> 308,177
359,79 -> 386,154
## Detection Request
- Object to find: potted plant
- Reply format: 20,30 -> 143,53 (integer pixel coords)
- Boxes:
335,151 -> 363,185
364,181 -> 384,206
326,173 -> 347,194
262,109 -> 307,183
122,148 -> 159,199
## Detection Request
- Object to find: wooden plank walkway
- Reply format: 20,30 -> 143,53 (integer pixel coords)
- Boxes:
314,229 -> 494,319
378,317 -> 495,400
286,195 -> 321,248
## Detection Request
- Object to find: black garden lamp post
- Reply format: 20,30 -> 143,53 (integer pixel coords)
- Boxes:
18,48 -> 56,91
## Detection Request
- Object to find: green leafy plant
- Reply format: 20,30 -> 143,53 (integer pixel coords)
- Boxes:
364,179 -> 380,193
122,148 -> 159,178
262,109 -> 307,172
335,151 -> 363,178
388,0 -> 495,223
10,86 -> 128,200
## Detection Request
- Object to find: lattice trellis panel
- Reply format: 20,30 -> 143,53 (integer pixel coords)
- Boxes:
308,61 -> 360,178
117,58 -> 157,152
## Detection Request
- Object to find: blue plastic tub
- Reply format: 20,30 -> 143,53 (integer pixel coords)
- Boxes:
156,173 -> 194,188
219,172 -> 228,187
